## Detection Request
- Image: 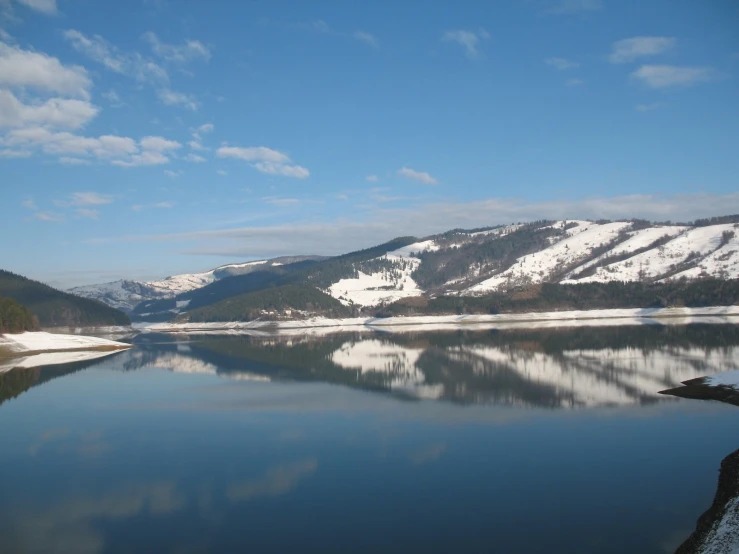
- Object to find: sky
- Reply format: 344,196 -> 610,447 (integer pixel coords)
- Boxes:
1,0 -> 738,288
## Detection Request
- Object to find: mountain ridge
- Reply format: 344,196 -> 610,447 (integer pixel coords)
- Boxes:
69,217 -> 739,323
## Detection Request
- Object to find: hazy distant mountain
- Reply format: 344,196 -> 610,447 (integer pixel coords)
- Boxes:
68,256 -> 326,313
69,217 -> 739,322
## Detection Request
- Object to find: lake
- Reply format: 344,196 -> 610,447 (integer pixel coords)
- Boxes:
1,324 -> 738,554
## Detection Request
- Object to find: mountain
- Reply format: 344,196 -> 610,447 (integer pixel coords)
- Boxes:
70,217 -> 739,322
68,256 -> 326,313
0,270 -> 130,328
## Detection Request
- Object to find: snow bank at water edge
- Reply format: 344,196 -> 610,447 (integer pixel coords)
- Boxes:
138,305 -> 739,335
0,332 -> 131,356
0,350 -> 123,373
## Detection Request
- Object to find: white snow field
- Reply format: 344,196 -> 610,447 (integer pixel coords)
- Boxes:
466,221 -> 632,293
327,240 -> 438,307
0,331 -> 131,355
565,224 -> 739,285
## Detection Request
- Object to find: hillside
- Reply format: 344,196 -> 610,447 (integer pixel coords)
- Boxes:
69,217 -> 739,322
181,284 -> 351,322
0,296 -> 39,333
0,271 -> 130,328
68,256 -> 326,312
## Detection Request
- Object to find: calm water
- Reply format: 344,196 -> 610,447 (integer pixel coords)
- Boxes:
1,324 -> 739,554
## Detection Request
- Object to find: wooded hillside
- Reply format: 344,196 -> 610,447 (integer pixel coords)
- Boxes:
0,296 -> 39,333
0,270 -> 130,328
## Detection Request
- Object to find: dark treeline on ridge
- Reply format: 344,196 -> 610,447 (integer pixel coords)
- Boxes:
379,279 -> 739,318
0,270 -> 130,328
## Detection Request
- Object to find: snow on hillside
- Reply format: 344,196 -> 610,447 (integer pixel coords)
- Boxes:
69,259 -> 271,311
664,229 -> 739,281
560,225 -> 687,279
565,224 -> 737,284
469,224 -> 522,238
327,240 -> 436,307
467,221 -> 631,293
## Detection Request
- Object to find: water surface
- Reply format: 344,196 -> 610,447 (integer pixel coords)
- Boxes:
1,324 -> 738,553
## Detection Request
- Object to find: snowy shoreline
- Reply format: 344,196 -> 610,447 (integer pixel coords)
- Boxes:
0,331 -> 132,357
137,305 -> 739,335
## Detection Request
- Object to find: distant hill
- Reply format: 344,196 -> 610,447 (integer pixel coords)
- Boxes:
0,295 -> 39,333
69,217 -> 739,322
0,270 -> 130,328
68,255 -> 327,313
181,284 -> 351,323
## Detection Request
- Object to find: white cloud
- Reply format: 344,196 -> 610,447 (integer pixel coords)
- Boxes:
0,42 -> 91,98
5,127 -> 137,157
545,0 -> 603,14
63,29 -> 198,111
153,201 -> 174,208
0,89 -> 99,129
353,31 -> 378,48
140,135 -> 181,152
188,140 -> 206,151
565,78 -> 585,86
217,145 -> 309,179
164,169 -> 182,177
545,57 -> 579,70
21,198 -> 37,209
609,37 -> 676,64
157,88 -> 198,110
63,30 -> 169,84
142,31 -> 212,63
3,126 -> 182,166
34,211 -> 64,222
184,152 -> 206,163
59,156 -> 91,165
631,65 -> 712,88
76,208 -> 100,220
254,160 -> 309,178
398,166 -> 438,185
15,0 -> 57,14
97,192 -> 739,260
442,29 -> 490,59
262,196 -> 301,206
197,123 -> 214,133
101,89 -> 124,107
216,169 -> 227,176
217,146 -> 289,163
636,102 -> 664,112
102,89 -> 119,102
111,150 -> 170,167
366,174 -> 379,182
62,192 -> 113,206
0,148 -> 31,157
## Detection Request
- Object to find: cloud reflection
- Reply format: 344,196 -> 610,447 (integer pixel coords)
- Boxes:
227,459 -> 318,502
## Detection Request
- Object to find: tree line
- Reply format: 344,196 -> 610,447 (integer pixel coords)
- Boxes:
0,295 -> 39,333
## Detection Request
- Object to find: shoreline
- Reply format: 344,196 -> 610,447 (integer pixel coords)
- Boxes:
0,331 -> 133,359
137,305 -> 739,335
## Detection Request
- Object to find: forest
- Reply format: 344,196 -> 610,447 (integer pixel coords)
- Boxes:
0,296 -> 39,333
0,270 -> 130,328
181,284 -> 351,322
377,279 -> 739,317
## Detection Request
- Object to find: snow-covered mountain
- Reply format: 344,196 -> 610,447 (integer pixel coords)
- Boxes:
69,218 -> 739,317
68,256 -> 321,312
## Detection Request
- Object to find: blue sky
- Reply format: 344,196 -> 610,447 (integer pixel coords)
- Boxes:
1,0 -> 738,287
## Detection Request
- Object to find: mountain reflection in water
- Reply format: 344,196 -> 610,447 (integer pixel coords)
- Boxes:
117,324 -> 739,409
2,324 -> 739,554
